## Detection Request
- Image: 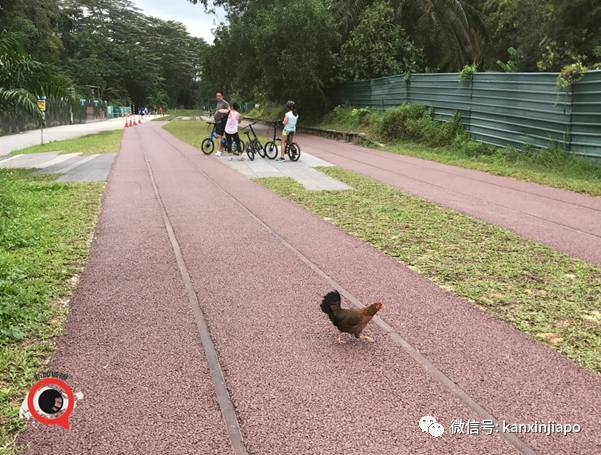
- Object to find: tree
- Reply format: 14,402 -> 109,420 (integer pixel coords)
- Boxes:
481,0 -> 547,71
203,16 -> 261,101
201,0 -> 339,113
0,32 -> 73,117
0,0 -> 63,63
250,0 -> 339,112
144,19 -> 208,107
58,0 -> 208,107
340,1 -> 423,80
394,0 -> 485,71
330,0 -> 370,41
482,0 -> 601,71
332,0 -> 484,71
536,0 -> 601,70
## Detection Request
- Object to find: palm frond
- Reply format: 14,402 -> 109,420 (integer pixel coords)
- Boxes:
0,88 -> 41,119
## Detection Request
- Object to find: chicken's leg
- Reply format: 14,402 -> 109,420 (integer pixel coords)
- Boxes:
336,333 -> 347,344
359,334 -> 374,343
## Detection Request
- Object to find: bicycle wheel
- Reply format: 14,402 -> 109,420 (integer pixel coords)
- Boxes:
246,145 -> 255,161
254,140 -> 266,158
201,138 -> 214,155
287,143 -> 301,161
232,139 -> 246,155
264,141 -> 279,159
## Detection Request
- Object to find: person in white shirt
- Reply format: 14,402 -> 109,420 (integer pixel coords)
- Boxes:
277,100 -> 299,162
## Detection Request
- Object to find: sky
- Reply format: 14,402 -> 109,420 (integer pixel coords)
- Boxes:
131,0 -> 226,43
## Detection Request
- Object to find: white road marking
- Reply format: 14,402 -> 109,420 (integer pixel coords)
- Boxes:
58,154 -> 98,174
35,153 -> 81,169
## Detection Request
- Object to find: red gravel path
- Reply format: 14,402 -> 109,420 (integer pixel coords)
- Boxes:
21,121 -> 601,454
291,133 -> 601,266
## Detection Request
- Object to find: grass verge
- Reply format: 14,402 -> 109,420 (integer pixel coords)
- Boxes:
162,119 -> 212,146
154,109 -> 204,122
380,140 -> 601,196
258,167 -> 601,373
162,119 -> 271,149
10,130 -> 123,156
0,169 -> 104,454
310,105 -> 601,196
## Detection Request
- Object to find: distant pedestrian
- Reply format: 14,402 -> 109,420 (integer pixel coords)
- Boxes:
225,103 -> 243,161
213,91 -> 230,157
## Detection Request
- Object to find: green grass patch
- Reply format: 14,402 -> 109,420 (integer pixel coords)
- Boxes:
154,108 -> 205,121
311,105 -> 601,196
258,167 -> 601,373
11,129 -> 123,156
0,169 -> 104,454
162,119 -> 212,147
383,140 -> 601,196
163,119 -> 271,149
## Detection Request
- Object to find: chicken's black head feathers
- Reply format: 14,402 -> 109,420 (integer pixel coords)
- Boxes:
320,290 -> 341,318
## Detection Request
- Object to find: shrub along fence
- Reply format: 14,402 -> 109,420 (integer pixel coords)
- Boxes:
329,70 -> 601,159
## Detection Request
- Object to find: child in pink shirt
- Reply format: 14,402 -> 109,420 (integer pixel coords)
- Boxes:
224,102 -> 243,161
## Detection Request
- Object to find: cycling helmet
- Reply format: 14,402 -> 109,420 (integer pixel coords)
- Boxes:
286,100 -> 295,109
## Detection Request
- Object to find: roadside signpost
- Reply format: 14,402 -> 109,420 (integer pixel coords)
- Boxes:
37,96 -> 47,145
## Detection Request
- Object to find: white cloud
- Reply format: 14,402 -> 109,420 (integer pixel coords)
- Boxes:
131,0 -> 226,43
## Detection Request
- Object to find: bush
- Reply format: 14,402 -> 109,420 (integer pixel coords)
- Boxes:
377,104 -> 465,147
321,105 -> 378,131
378,104 -> 430,140
459,63 -> 477,81
457,139 -> 496,157
351,107 -> 371,120
557,62 -> 588,89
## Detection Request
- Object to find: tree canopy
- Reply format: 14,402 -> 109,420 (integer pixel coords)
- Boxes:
1,0 -> 208,116
2,0 -> 600,117
190,0 -> 601,111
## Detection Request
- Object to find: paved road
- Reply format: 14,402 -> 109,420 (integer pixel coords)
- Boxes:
0,151 -> 116,182
285,134 -> 601,266
219,150 -> 350,190
22,122 -> 601,454
0,117 -> 147,156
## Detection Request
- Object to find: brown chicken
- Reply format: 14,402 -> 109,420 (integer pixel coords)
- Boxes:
320,290 -> 383,343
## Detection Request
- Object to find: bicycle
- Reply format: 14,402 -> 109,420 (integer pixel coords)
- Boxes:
201,120 -> 247,157
264,121 -> 301,161
240,121 -> 266,159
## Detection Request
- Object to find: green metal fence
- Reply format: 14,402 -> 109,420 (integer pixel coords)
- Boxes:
329,70 -> 601,159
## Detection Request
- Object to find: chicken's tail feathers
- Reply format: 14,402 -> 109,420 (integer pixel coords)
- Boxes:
320,290 -> 341,315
